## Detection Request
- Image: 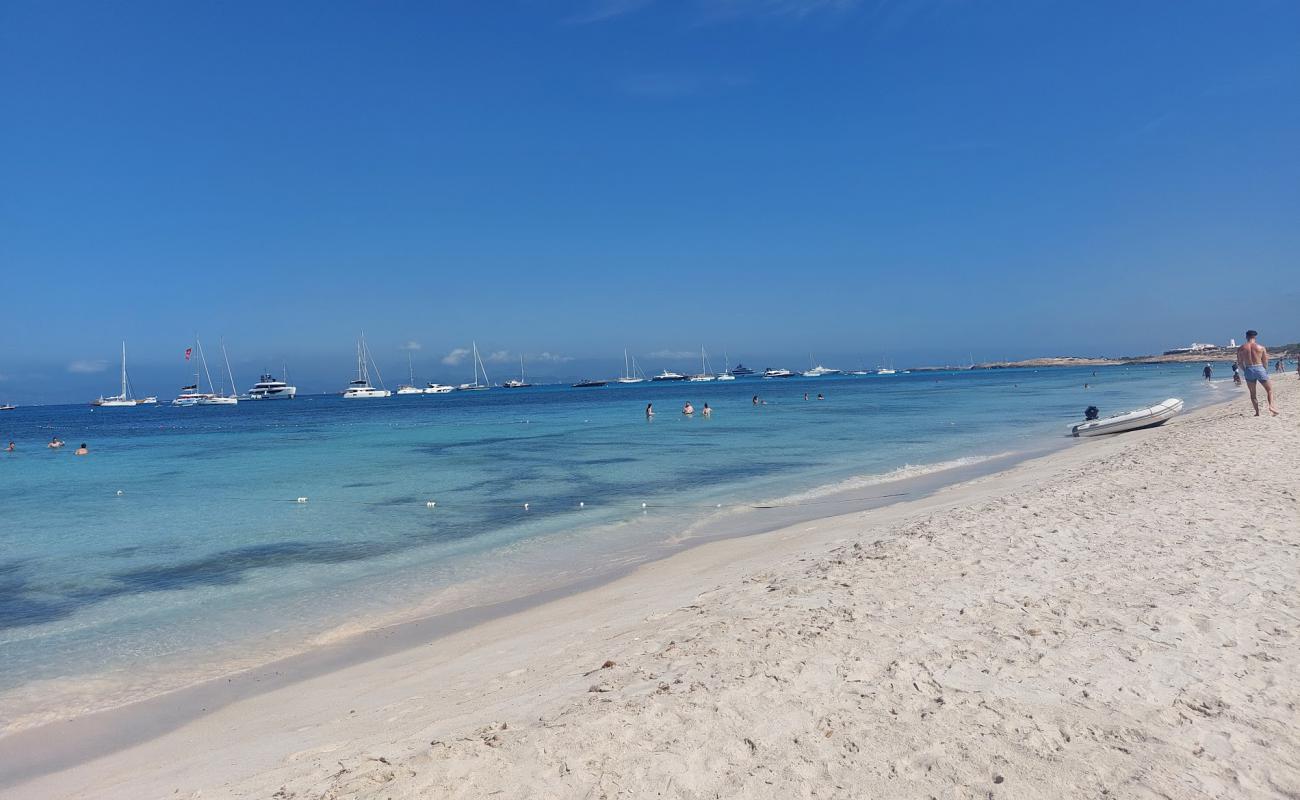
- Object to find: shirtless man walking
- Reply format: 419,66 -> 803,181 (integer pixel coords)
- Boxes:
1236,330 -> 1279,416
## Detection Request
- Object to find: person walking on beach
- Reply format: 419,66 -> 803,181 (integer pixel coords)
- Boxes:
1236,330 -> 1279,416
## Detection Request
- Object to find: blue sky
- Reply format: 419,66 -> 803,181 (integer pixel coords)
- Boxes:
2,0 -> 1298,401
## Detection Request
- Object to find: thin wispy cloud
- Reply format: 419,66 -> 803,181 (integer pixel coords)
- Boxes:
486,350 -> 513,363
67,359 -> 109,374
400,340 -> 422,351
534,352 -> 574,363
441,347 -> 471,366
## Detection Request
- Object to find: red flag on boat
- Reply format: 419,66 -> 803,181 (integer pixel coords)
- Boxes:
185,348 -> 192,360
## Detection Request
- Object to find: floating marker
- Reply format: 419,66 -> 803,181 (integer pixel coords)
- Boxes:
641,502 -> 648,509
426,501 -> 437,509
116,490 -> 124,496
296,497 -> 308,504
523,502 -> 530,510
579,501 -> 585,508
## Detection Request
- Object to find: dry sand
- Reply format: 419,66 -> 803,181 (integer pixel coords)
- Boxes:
4,388 -> 1297,799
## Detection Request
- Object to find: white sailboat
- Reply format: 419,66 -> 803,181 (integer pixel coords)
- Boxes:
202,341 -> 240,405
716,350 -> 736,381
616,349 -> 646,384
343,334 -> 391,398
688,346 -> 716,382
93,342 -> 140,407
502,355 -> 531,388
396,352 -> 424,395
457,341 -> 491,391
173,339 -> 220,406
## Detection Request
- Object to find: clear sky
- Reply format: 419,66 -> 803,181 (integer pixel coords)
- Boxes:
2,1 -> 1298,401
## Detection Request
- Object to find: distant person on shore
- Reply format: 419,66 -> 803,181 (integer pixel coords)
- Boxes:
645,403 -> 654,419
683,402 -> 694,415
1236,330 -> 1279,416
702,403 -> 712,417
1203,364 -> 1212,381
75,443 -> 89,456
48,436 -> 64,449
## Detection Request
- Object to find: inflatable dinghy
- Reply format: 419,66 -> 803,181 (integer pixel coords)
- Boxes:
1070,398 -> 1184,437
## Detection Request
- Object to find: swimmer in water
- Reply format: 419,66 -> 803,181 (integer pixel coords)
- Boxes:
48,437 -> 64,449
5,441 -> 13,452
75,443 -> 89,456
702,403 -> 712,417
683,402 -> 694,415
646,403 -> 654,418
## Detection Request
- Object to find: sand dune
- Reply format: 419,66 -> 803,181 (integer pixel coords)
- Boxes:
6,388 -> 1297,799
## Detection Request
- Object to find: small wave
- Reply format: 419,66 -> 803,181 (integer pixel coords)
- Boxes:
764,452 -> 1017,506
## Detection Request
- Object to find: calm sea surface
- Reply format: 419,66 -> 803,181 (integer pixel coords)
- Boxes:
0,364 -> 1231,727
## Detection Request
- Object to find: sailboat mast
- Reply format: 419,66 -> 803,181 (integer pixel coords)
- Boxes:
624,349 -> 630,380
121,341 -> 128,398
221,340 -> 236,397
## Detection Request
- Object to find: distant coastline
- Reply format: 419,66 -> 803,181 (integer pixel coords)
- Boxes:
922,343 -> 1300,372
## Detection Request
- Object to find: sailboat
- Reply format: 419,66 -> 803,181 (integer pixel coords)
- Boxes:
502,355 -> 531,388
396,352 -> 424,395
202,341 -> 240,405
688,346 -> 716,382
716,350 -> 736,381
457,342 -> 491,390
616,349 -> 646,384
93,342 -> 140,407
173,339 -> 217,406
342,334 -> 391,398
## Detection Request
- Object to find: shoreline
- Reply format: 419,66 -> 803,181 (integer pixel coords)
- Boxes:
1,392 -> 1272,797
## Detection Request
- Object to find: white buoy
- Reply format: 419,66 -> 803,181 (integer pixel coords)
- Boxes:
641,502 -> 647,508
296,497 -> 308,504
579,501 -> 585,508
523,502 -> 530,511
426,501 -> 437,509
116,490 -> 124,496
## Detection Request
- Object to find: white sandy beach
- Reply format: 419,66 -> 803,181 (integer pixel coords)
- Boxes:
4,388 -> 1297,799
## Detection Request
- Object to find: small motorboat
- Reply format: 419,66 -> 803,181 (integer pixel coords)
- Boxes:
572,379 -> 607,388
1070,398 -> 1183,437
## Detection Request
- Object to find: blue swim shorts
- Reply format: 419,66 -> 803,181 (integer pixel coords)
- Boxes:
1244,365 -> 1270,383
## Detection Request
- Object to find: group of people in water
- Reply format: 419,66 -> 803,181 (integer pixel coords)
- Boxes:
646,391 -> 828,420
4,436 -> 89,455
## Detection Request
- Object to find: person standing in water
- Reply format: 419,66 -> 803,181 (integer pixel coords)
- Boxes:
1202,364 -> 1212,381
702,403 -> 712,417
682,401 -> 694,415
645,403 -> 654,419
1236,330 -> 1279,416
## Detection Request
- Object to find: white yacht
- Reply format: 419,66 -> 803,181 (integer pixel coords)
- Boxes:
93,342 -> 141,407
424,383 -> 454,394
651,369 -> 687,382
137,396 -> 158,405
616,349 -> 646,384
395,352 -> 424,395
457,341 -> 491,390
802,365 -> 841,378
342,334 -> 391,398
248,371 -> 296,400
876,368 -> 897,376
688,346 -> 716,382
763,367 -> 794,379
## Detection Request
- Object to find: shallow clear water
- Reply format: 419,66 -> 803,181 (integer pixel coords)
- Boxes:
0,364 -> 1230,725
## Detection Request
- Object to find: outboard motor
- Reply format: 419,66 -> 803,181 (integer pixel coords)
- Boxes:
1084,406 -> 1100,421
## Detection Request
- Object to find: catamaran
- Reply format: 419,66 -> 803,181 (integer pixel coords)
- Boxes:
172,338 -> 229,406
342,334 -> 391,398
502,355 -> 531,388
688,346 -> 717,382
616,349 -> 646,384
93,342 -> 140,407
395,352 -> 424,395
457,342 -> 491,391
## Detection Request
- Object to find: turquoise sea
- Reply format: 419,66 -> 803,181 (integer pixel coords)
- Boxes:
0,364 -> 1233,729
